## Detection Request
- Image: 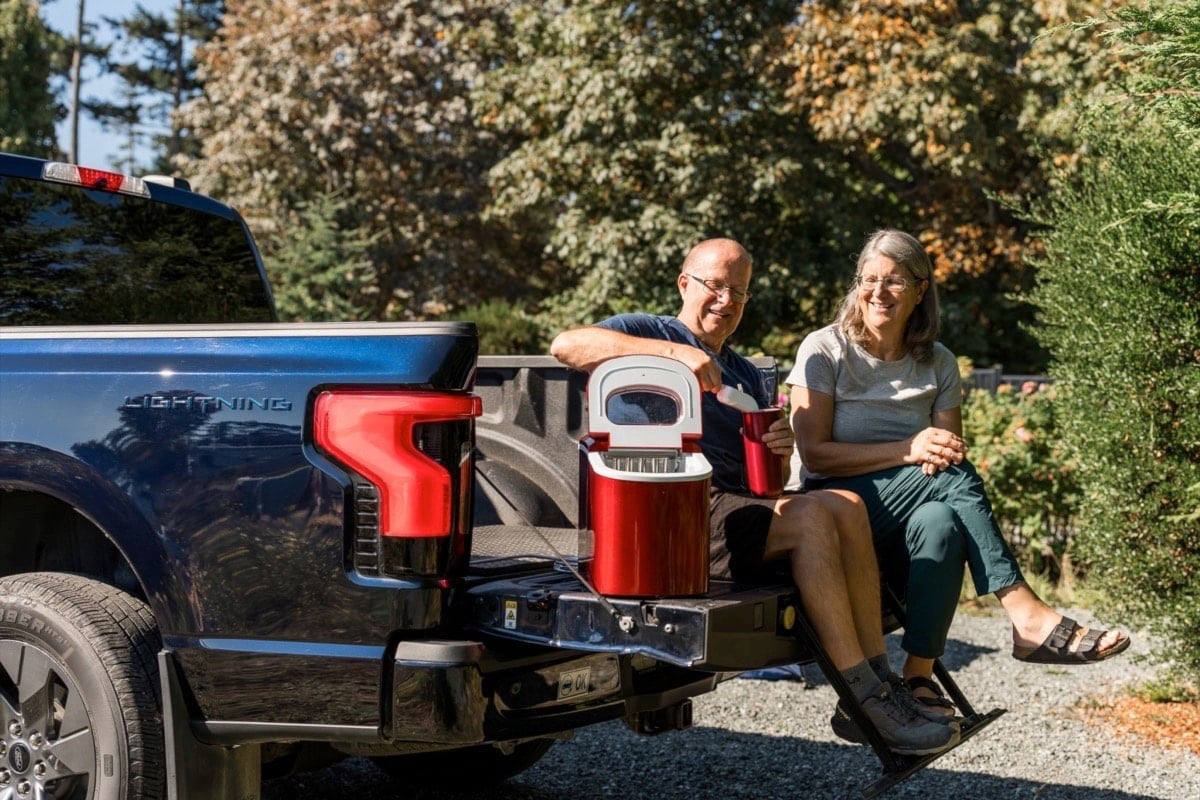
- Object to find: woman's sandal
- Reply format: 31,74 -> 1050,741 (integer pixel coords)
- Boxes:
905,675 -> 957,717
1011,616 -> 1131,664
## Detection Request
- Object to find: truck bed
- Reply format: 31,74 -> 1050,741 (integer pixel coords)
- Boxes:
470,523 -> 585,573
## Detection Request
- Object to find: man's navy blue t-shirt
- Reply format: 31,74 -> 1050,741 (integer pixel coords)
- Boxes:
596,313 -> 775,493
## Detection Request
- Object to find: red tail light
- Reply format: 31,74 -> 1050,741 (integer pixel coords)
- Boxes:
313,390 -> 481,578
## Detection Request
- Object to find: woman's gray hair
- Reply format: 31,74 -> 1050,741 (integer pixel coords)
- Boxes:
835,229 -> 940,362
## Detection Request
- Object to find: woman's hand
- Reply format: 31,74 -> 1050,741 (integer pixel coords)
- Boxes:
907,427 -> 967,475
762,416 -> 795,458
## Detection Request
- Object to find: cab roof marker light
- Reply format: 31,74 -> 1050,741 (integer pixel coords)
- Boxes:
42,162 -> 151,198
144,174 -> 192,191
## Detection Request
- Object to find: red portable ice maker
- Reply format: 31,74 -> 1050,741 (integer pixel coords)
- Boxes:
583,356 -> 712,597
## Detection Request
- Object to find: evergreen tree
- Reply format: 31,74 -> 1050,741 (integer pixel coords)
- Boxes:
90,81 -> 148,174
38,0 -> 112,165
267,191 -> 380,322
1,0 -> 61,156
1030,0 -> 1200,678
64,0 -> 114,164
102,0 -> 223,173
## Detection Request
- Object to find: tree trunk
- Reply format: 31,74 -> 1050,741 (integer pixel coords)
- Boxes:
69,0 -> 86,164
170,0 -> 185,158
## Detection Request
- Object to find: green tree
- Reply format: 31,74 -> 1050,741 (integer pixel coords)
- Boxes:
90,81 -> 148,173
177,0 -> 521,320
100,0 -> 223,173
267,191 -> 380,322
782,0 -> 1118,372
472,1 -> 1122,368
1030,1 -> 1200,676
37,0 -> 115,164
473,0 -> 882,358
1,0 -> 60,156
1104,2 -> 1200,135
61,0 -> 114,164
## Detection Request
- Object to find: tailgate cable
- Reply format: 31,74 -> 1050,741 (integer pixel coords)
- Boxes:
474,464 -> 637,633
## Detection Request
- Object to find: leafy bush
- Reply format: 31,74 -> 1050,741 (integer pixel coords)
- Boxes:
961,380 -> 1081,581
1030,121 -> 1200,677
456,299 -> 547,355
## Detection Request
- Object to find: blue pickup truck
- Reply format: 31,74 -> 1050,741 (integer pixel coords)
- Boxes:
1,152 -> 831,800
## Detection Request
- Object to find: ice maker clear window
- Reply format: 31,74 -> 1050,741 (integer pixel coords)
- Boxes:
605,389 -> 681,426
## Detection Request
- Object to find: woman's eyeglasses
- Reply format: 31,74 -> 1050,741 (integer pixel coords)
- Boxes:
856,275 -> 922,292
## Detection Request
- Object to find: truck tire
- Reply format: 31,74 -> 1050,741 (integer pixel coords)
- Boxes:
0,573 -> 164,800
371,738 -> 554,787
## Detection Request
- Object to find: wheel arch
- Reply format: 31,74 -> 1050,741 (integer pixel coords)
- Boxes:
0,442 -> 196,632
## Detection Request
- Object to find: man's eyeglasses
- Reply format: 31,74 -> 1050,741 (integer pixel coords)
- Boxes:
856,275 -> 922,293
687,274 -> 751,304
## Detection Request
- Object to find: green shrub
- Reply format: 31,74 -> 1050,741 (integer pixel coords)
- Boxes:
1030,122 -> 1200,678
961,380 -> 1081,581
455,299 -> 548,355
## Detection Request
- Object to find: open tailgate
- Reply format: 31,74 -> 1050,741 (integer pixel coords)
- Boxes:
460,568 -> 811,672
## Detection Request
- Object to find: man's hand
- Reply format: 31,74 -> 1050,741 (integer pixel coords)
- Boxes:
671,346 -> 723,392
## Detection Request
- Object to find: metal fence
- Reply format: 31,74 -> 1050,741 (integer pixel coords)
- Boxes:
966,366 -> 1054,394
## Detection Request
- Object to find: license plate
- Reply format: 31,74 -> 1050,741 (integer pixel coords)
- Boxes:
557,666 -> 591,700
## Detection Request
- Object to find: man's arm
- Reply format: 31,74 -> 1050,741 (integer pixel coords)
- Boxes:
550,325 -> 722,390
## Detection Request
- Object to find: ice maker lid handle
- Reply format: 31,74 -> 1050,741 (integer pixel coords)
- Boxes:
587,355 -> 704,448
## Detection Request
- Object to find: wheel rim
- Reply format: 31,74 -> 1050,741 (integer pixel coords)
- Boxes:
0,638 -> 93,799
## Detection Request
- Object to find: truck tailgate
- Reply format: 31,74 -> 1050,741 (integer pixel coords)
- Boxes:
461,567 -> 812,672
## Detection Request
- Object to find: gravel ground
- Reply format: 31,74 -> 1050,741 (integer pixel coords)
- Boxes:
263,605 -> 1200,800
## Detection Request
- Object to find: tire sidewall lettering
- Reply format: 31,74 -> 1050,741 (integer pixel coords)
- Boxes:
2,603 -> 72,650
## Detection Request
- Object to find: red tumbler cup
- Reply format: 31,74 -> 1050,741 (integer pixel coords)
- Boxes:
741,407 -> 784,498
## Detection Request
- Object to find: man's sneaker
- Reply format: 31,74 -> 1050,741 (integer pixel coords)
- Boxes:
830,684 -> 960,756
830,702 -> 870,745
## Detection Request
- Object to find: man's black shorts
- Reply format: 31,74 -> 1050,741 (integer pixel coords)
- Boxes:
709,488 -> 790,583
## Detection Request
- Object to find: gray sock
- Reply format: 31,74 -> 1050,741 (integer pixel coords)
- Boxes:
840,660 -> 884,704
868,654 -> 893,683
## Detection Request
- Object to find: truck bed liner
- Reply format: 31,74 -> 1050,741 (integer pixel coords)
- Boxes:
469,523 -> 585,574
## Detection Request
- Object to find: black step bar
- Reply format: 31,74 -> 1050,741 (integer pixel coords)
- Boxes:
789,587 -> 1006,798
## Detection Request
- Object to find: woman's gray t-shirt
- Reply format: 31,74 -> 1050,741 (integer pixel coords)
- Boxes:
784,324 -> 962,485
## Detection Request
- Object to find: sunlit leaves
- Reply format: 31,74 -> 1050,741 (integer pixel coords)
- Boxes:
474,0 -> 866,344
177,0 -> 509,319
782,1 -> 1118,369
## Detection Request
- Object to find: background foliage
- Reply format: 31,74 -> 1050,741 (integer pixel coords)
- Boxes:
172,0 -> 1114,367
960,378 -> 1081,581
780,0 -> 1114,371
1029,1 -> 1200,676
175,0 -> 532,321
1,0 -> 60,155
471,0 -> 854,350
99,0 -> 224,171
